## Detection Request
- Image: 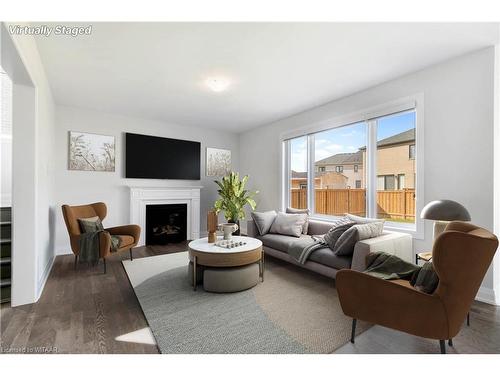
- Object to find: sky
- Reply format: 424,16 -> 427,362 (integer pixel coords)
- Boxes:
290,111 -> 415,172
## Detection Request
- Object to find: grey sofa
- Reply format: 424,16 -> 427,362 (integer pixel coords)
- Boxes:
247,218 -> 413,278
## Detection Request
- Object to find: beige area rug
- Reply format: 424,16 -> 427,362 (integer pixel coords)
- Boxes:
123,252 -> 369,354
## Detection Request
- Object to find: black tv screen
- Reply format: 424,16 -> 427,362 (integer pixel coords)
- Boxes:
126,133 -> 200,180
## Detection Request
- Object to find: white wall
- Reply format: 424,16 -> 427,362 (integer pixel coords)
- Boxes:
1,22 -> 56,305
239,48 -> 497,301
0,72 -> 12,207
53,105 -> 240,255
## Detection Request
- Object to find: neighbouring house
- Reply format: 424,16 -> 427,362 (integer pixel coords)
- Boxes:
291,170 -> 348,190
312,129 -> 415,191
360,128 -> 415,190
314,152 -> 363,189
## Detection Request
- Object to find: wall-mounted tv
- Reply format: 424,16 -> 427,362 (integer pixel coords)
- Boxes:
125,133 -> 200,180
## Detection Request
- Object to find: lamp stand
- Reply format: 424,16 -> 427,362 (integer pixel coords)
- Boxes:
433,221 -> 449,240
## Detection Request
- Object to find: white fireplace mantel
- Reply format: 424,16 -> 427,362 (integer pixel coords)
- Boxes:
129,186 -> 202,246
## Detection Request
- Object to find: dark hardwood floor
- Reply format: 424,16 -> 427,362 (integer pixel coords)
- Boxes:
1,243 -> 499,354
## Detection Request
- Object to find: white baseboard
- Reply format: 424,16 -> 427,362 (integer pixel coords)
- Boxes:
475,286 -> 499,306
36,255 -> 55,301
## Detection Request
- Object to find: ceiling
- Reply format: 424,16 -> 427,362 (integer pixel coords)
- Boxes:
34,23 -> 499,133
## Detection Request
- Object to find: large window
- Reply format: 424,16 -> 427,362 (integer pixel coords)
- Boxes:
284,108 -> 417,228
314,122 -> 367,216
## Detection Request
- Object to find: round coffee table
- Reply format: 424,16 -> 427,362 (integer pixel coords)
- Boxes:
188,236 -> 263,291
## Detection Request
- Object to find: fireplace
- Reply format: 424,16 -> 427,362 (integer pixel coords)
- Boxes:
129,186 -> 201,246
145,204 -> 187,245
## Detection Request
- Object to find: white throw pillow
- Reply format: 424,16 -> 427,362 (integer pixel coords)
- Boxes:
269,212 -> 307,238
355,221 -> 384,240
286,207 -> 310,234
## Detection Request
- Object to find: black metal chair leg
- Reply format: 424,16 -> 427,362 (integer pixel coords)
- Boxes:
439,340 -> 446,354
74,255 -> 78,270
103,258 -> 107,274
351,319 -> 357,343
448,339 -> 453,346
467,312 -> 470,326
130,248 -> 133,261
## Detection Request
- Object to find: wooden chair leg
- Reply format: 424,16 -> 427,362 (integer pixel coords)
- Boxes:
448,339 -> 453,346
103,258 -> 107,274
439,340 -> 446,354
129,248 -> 133,261
351,319 -> 357,344
74,255 -> 78,270
467,312 -> 470,326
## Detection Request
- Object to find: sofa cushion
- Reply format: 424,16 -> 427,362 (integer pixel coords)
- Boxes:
259,233 -> 310,253
308,248 -> 352,269
251,210 -> 277,235
269,212 -> 307,238
286,207 -> 310,234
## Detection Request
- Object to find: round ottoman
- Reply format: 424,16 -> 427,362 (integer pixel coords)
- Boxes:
203,263 -> 260,293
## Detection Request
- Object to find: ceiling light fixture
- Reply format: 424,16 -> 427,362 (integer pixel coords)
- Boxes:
205,77 -> 230,93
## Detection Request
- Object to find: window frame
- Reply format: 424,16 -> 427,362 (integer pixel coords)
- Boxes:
280,95 -> 424,239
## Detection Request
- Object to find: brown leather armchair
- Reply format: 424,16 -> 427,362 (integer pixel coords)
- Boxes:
336,221 -> 498,354
62,202 -> 141,273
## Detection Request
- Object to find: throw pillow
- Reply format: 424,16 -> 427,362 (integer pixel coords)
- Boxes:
78,216 -> 104,233
410,261 -> 439,294
251,210 -> 278,236
356,221 -> 384,240
333,221 -> 385,256
333,225 -> 359,256
345,213 -> 385,224
269,212 -> 307,238
286,207 -> 310,234
323,218 -> 356,250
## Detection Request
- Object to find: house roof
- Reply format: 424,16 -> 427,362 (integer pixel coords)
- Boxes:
377,128 -> 415,147
315,151 -> 362,166
359,128 -> 415,150
291,171 -> 307,179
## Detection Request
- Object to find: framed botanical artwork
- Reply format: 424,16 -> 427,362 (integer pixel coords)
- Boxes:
68,131 -> 116,172
206,147 -> 231,176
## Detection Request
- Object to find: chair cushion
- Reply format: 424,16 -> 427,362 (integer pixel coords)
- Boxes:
118,235 -> 135,248
259,233 -> 310,253
308,248 -> 352,269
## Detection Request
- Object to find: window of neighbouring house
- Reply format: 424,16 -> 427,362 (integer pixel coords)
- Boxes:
283,105 -> 418,230
409,144 -> 416,160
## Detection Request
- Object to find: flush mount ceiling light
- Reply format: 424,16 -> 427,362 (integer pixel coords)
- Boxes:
205,77 -> 230,93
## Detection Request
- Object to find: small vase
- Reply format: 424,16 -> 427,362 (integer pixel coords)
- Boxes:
228,219 -> 241,236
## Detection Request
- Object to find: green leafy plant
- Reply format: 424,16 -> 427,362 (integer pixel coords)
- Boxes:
214,172 -> 258,221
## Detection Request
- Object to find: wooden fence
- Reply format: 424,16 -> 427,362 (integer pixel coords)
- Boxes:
291,188 -> 415,222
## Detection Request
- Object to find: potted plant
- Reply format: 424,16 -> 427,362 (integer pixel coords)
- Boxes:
214,172 -> 258,235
